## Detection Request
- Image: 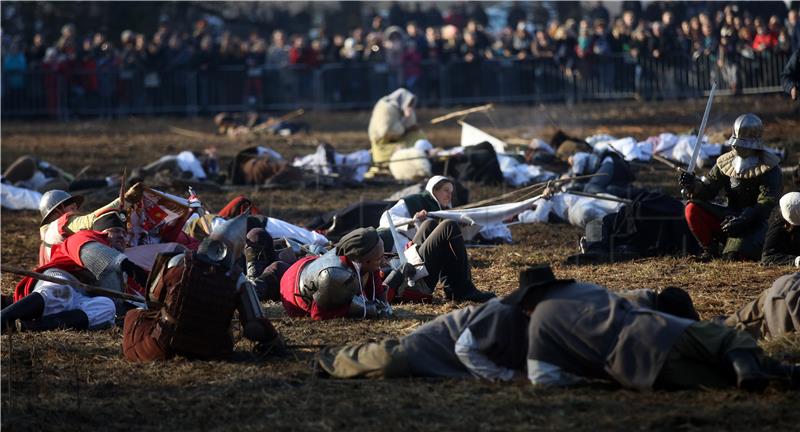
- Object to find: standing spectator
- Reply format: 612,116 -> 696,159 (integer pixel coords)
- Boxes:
95,42 -> 118,118
244,38 -> 266,106
753,21 -> 778,52
440,24 -> 461,63
402,39 -> 422,93
266,30 -> 290,67
41,47 -> 66,118
164,33 -> 193,108
406,21 -> 428,58
460,31 -> 483,98
718,30 -> 740,92
143,33 -> 165,113
787,9 -> 800,51
3,41 -> 27,111
118,31 -> 141,113
26,33 -> 47,71
511,21 -> 532,59
531,30 -> 555,59
424,26 -> 442,61
384,27 -> 406,90
193,34 -> 217,110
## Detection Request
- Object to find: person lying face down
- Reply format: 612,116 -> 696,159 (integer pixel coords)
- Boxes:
316,267 -> 535,380
522,265 -> 799,391
279,227 -> 392,320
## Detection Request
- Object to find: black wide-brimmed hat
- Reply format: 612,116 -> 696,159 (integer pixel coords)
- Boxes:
501,264 -> 574,306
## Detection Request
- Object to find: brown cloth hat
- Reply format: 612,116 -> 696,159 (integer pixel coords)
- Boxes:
336,227 -> 380,260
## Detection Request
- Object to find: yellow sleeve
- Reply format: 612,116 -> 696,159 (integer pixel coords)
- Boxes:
62,198 -> 121,234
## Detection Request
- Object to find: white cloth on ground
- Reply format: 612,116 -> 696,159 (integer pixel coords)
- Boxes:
0,183 -> 42,210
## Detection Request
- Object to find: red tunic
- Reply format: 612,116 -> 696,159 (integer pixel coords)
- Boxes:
15,230 -> 145,301
16,230 -> 109,302
280,255 -> 384,320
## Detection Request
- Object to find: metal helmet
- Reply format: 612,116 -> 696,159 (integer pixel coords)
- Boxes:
728,113 -> 764,150
39,190 -> 84,226
197,212 -> 249,270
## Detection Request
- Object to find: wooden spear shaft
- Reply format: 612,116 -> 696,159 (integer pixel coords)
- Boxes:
1,265 -> 155,307
430,104 -> 494,124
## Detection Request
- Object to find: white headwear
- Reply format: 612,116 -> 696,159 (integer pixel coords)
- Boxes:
425,175 -> 452,208
780,192 -> 800,226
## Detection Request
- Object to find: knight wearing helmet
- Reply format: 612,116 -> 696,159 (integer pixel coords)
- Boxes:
37,183 -> 144,265
679,113 -> 783,260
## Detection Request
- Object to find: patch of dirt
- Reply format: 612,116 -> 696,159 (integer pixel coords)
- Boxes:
2,95 -> 799,431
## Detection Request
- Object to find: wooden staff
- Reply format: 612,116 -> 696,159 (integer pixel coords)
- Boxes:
652,154 -> 685,172
562,190 -> 633,205
454,173 -> 606,210
1,265 -> 155,307
430,104 -> 493,124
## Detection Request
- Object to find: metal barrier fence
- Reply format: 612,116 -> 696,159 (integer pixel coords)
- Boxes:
1,52 -> 790,118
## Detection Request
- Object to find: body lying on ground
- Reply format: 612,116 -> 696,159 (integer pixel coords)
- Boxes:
319,265 -> 799,391
3,210 -> 149,334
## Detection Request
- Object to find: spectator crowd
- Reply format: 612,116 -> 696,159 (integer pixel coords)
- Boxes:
3,1 -> 800,117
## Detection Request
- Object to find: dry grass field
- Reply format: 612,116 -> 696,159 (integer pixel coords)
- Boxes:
2,95 -> 799,431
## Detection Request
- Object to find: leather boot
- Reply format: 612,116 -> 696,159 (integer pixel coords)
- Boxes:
1,293 -> 45,334
245,228 -> 274,279
19,309 -> 89,332
726,350 -> 770,392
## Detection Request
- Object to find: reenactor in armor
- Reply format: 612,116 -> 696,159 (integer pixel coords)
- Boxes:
37,183 -> 143,265
280,227 -> 392,320
2,210 -> 148,333
680,114 -> 782,260
122,213 -> 284,361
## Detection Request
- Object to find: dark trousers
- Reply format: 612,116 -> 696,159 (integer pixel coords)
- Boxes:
413,219 -> 473,297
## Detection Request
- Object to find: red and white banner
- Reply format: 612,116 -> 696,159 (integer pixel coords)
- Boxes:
128,187 -> 190,246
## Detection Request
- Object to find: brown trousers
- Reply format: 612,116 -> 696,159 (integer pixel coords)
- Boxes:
655,321 -> 760,389
317,339 -> 411,379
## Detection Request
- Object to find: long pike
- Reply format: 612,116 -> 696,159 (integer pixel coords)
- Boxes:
2,265 -> 155,307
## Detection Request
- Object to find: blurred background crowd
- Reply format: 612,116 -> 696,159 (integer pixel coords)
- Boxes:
2,1 -> 799,118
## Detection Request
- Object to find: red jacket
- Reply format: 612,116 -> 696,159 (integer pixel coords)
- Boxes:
280,255 -> 384,320
16,230 -> 109,302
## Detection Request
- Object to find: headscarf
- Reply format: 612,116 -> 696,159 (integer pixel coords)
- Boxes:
424,175 -> 453,209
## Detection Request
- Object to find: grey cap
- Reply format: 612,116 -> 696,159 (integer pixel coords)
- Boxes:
39,190 -> 84,226
728,113 -> 764,150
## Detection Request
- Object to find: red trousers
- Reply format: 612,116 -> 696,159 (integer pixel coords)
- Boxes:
684,202 -> 724,248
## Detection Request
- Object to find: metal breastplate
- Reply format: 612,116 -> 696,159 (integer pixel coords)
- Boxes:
298,248 -> 359,309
